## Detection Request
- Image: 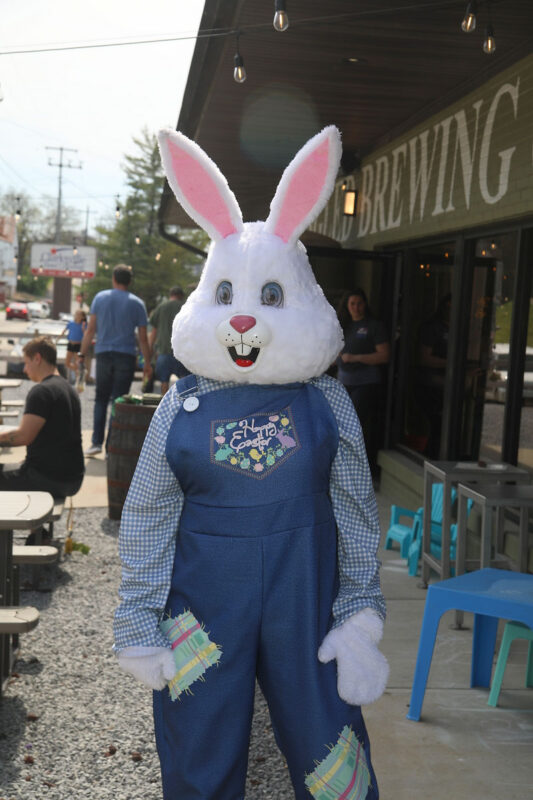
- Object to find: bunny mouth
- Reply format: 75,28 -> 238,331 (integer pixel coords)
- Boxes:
228,345 -> 260,368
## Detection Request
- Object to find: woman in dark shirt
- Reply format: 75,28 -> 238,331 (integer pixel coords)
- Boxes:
336,289 -> 390,472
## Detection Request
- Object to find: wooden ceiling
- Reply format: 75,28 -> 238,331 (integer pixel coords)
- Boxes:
160,0 -> 533,228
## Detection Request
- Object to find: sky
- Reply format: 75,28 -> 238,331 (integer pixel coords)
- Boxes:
0,0 -> 205,236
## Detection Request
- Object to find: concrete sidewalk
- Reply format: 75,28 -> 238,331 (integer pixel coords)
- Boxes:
368,490 -> 533,800
71,440 -> 533,799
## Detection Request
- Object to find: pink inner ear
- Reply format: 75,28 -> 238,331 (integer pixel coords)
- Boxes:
168,139 -> 238,238
272,138 -> 330,242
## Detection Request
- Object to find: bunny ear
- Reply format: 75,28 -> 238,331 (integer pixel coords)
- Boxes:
264,126 -> 342,246
158,129 -> 244,241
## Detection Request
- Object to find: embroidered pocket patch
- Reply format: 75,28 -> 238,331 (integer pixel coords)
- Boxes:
160,611 -> 222,701
210,406 -> 300,479
305,726 -> 371,800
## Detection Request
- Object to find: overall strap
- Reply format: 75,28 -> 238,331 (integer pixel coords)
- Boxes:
176,373 -> 198,400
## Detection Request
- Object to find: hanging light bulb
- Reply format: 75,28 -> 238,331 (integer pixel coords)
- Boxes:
73,244 -> 78,255
233,33 -> 247,83
341,179 -> 347,192
273,0 -> 289,32
172,257 -> 177,263
490,239 -> 497,250
104,263 -> 109,270
461,2 -> 477,33
483,24 -> 496,54
115,195 -> 121,219
98,260 -> 103,267
15,197 -> 21,221
155,252 -> 161,261
135,233 -> 141,245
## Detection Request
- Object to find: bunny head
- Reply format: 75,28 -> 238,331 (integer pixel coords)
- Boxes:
158,126 -> 343,384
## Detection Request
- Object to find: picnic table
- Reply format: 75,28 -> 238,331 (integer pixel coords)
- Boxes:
0,378 -> 22,424
0,491 -> 55,694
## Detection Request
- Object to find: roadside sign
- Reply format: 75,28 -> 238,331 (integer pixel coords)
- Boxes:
31,243 -> 97,278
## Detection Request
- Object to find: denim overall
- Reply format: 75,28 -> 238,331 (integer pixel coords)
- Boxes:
153,378 -> 378,800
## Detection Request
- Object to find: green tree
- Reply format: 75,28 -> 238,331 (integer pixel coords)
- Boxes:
91,128 -> 208,310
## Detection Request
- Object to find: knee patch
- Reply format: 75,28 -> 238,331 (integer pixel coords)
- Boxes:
305,726 -> 371,800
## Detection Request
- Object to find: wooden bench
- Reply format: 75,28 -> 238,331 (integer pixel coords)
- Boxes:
0,399 -> 24,408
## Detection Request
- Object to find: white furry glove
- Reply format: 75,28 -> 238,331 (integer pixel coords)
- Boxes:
117,646 -> 176,690
318,608 -> 389,706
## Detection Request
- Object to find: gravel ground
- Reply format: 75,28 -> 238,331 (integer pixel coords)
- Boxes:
0,508 -> 293,800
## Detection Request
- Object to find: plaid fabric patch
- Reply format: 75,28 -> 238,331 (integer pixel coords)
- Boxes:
305,726 -> 370,800
160,611 -> 222,701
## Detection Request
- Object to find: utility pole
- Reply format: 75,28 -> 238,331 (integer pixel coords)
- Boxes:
46,146 -> 82,317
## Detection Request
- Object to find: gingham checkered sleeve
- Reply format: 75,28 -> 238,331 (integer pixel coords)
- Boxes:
314,374 -> 386,627
113,386 -> 184,652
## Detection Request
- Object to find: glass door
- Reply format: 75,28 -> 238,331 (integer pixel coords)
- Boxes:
468,233 -> 518,462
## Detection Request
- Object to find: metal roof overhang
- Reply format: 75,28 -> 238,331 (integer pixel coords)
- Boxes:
159,0 -> 533,234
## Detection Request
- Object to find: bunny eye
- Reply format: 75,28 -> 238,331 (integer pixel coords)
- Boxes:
216,281 -> 233,305
261,282 -> 283,307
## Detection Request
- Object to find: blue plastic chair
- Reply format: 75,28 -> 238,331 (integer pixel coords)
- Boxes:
407,568 -> 533,721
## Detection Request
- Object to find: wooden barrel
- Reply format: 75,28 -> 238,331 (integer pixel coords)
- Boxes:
107,400 -> 158,520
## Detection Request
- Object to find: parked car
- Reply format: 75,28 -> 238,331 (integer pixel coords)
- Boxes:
5,301 -> 29,320
27,301 -> 50,319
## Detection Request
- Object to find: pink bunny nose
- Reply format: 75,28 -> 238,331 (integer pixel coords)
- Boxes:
230,315 -> 256,333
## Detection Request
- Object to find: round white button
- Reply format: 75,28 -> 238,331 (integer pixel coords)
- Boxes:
183,396 -> 199,412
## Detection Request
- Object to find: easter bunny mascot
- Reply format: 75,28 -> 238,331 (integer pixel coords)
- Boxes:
114,126 -> 388,800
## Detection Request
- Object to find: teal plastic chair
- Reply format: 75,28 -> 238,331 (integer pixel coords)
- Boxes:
385,504 -> 422,558
487,621 -> 533,707
405,485 -> 459,576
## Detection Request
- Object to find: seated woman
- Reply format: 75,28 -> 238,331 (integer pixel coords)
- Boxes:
0,336 -> 85,498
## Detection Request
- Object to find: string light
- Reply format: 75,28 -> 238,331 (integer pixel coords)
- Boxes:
490,239 -> 497,250
135,233 -> 141,245
73,245 -> 78,255
15,197 -> 21,221
483,23 -> 496,54
115,195 -> 121,219
155,252 -> 161,261
461,2 -> 477,33
273,0 -> 289,32
233,32 -> 247,83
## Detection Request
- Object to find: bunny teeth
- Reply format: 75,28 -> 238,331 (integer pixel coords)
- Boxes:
228,346 -> 260,369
